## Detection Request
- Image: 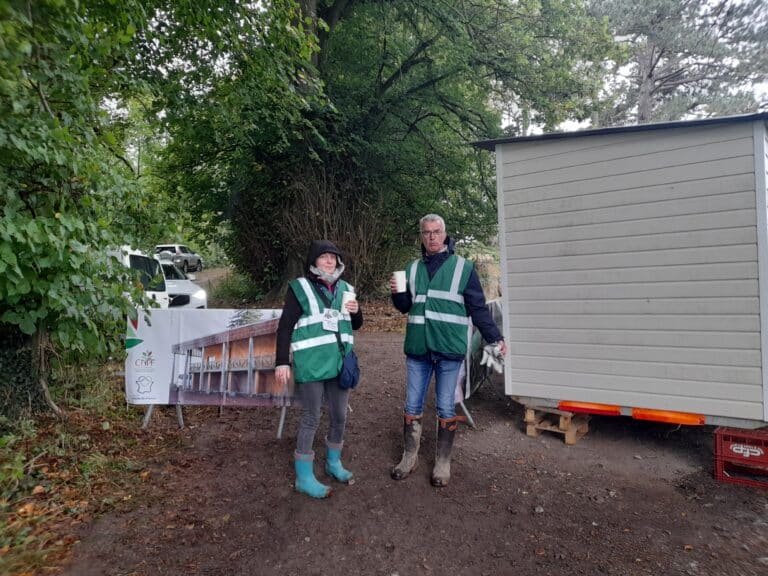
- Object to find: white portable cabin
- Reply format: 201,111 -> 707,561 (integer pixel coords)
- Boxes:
476,113 -> 768,428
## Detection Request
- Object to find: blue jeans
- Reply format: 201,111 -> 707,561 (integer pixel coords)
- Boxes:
405,356 -> 463,420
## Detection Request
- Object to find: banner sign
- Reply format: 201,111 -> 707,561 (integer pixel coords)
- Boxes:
124,309 -> 294,407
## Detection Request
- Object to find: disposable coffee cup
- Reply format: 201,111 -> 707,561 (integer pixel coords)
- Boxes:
394,270 -> 407,293
341,290 -> 356,307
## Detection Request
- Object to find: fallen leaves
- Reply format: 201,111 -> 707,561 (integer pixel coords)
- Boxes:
359,299 -> 406,333
1,398 -> 183,574
17,502 -> 36,517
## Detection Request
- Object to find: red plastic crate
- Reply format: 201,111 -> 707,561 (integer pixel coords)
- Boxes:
714,426 -> 768,466
715,458 -> 768,490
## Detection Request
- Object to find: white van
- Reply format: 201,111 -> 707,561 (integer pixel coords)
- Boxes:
112,246 -> 170,309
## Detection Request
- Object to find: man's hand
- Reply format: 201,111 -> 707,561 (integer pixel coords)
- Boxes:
345,300 -> 359,314
480,341 -> 506,374
389,275 -> 399,294
275,365 -> 291,386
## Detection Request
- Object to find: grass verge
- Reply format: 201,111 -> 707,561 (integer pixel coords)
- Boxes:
208,269 -> 264,308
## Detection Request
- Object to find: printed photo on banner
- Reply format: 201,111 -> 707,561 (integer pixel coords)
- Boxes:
124,309 -> 292,407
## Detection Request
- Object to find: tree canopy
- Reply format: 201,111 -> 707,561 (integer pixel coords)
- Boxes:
0,0 -> 179,413
590,0 -> 768,124
0,1 -> 169,354
157,0 -> 615,294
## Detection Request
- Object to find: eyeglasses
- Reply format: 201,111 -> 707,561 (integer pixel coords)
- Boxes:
420,230 -> 444,238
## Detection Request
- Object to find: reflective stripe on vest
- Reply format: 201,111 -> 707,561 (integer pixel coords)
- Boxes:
290,332 -> 354,351
404,255 -> 472,356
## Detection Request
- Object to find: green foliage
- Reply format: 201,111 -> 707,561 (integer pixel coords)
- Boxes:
0,1 -> 174,362
0,417 -> 37,499
179,216 -> 231,269
50,361 -> 124,415
590,0 -> 768,124
144,0 -> 325,289
211,271 -> 266,308
0,327 -> 41,419
157,0 -> 616,294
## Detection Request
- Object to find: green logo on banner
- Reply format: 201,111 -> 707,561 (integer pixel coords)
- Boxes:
126,322 -> 143,349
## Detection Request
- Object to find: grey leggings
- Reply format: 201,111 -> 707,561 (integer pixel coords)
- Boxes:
296,379 -> 350,455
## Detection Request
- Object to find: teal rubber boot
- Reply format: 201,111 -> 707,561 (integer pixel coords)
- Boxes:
325,443 -> 354,483
294,452 -> 331,499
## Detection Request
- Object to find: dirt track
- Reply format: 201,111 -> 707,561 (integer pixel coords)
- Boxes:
61,332 -> 768,576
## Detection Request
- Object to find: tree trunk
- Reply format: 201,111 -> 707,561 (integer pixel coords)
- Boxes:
32,329 -> 64,419
636,43 -> 656,124
263,252 -> 304,306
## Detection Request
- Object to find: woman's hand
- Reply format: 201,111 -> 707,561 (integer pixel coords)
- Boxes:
345,300 -> 359,314
275,365 -> 291,386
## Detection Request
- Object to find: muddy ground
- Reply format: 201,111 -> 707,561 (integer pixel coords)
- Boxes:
60,331 -> 767,576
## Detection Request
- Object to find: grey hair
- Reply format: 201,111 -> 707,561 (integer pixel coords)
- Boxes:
420,214 -> 445,231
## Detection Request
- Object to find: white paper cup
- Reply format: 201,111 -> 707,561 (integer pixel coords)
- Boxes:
341,290 -> 356,307
394,270 -> 407,293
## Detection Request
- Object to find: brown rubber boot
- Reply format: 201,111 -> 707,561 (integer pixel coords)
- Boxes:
391,414 -> 422,480
431,415 -> 467,487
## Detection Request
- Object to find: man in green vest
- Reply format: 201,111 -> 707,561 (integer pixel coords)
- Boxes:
390,214 -> 506,487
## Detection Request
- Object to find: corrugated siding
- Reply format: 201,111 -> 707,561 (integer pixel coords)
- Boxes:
501,122 -> 764,420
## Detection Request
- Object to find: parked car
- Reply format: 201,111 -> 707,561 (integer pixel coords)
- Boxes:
109,246 -> 193,309
110,246 -> 170,308
155,243 -> 203,273
159,261 -> 208,309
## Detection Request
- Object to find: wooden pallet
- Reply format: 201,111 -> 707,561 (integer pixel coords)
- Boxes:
524,406 -> 590,445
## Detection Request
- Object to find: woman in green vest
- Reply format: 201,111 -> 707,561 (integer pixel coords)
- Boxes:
275,240 -> 363,498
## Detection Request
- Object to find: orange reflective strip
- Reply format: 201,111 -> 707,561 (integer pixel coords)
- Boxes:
558,401 -> 621,416
631,408 -> 705,426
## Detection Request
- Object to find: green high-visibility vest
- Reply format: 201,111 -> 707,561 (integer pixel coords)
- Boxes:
289,277 -> 354,383
403,255 -> 473,356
